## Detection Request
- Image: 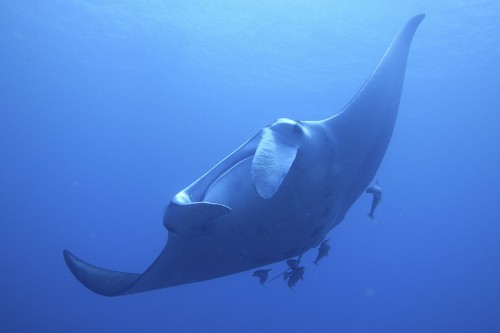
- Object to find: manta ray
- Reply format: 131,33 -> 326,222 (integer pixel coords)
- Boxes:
64,14 -> 424,296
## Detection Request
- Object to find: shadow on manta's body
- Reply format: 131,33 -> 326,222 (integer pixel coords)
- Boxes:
63,14 -> 425,296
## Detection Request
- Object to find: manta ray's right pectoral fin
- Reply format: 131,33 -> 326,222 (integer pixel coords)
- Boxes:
63,249 -> 140,296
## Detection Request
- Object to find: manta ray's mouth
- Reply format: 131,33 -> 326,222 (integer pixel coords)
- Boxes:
197,153 -> 256,203
178,147 -> 257,204
201,155 -> 254,202
180,118 -> 309,204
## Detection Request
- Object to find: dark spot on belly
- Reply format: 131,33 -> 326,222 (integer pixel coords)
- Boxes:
310,226 -> 322,238
253,256 -> 267,266
322,205 -> 333,217
200,223 -> 213,237
255,225 -> 269,235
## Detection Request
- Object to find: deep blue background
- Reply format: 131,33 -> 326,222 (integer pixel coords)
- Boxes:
1,1 -> 499,332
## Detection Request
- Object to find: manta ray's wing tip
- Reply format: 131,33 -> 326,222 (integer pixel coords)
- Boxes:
406,14 -> 425,34
63,249 -> 140,297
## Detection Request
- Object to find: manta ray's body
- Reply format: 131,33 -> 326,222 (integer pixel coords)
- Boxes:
64,15 -> 424,296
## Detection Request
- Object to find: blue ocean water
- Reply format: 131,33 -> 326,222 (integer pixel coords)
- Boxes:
1,1 -> 499,332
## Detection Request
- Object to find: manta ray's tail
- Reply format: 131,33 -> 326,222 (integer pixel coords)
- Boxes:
63,250 -> 140,296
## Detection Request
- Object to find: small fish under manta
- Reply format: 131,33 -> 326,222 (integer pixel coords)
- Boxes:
366,181 -> 382,221
282,258 -> 305,290
252,269 -> 272,285
254,241 -> 330,289
314,239 -> 331,265
286,267 -> 305,290
260,256 -> 304,288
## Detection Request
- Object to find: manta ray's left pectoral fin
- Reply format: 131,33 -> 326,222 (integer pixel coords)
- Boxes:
63,249 -> 140,296
251,126 -> 298,199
